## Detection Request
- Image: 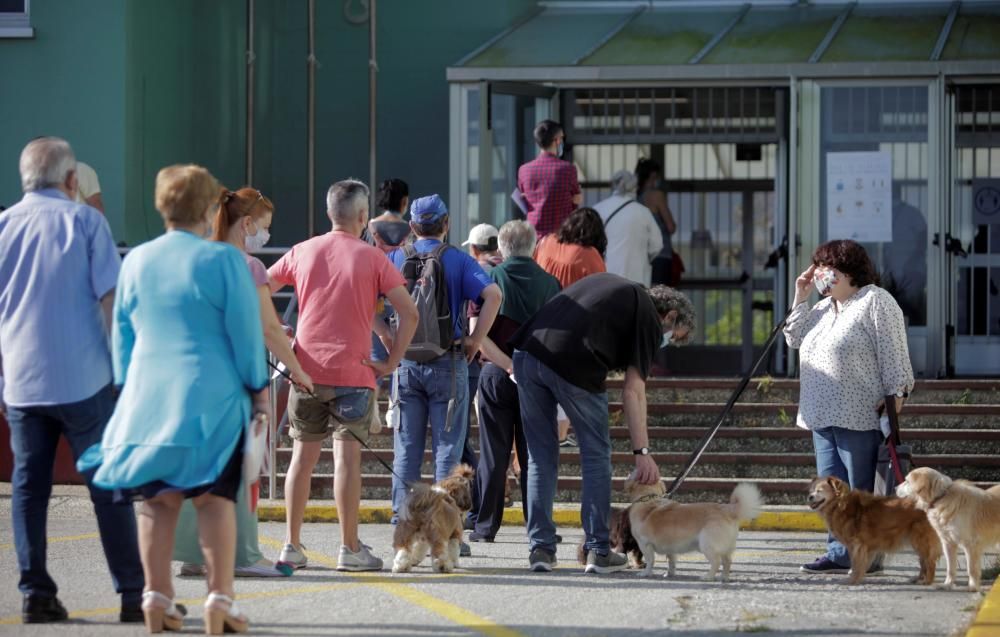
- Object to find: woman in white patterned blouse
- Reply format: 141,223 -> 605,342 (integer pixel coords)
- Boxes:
784,239 -> 914,575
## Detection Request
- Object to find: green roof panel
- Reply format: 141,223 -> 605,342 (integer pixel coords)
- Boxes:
702,6 -> 842,65
821,5 -> 948,62
464,8 -> 630,67
584,8 -> 738,66
941,3 -> 1000,61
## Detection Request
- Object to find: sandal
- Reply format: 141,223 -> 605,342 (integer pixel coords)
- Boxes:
204,592 -> 248,634
141,591 -> 187,633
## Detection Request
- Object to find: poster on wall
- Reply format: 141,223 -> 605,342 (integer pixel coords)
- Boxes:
826,151 -> 892,243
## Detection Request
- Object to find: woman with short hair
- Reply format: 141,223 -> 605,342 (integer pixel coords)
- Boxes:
784,239 -> 914,575
532,207 -> 607,289
79,164 -> 268,634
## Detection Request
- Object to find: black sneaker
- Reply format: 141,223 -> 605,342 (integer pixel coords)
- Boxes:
22,595 -> 69,624
584,549 -> 628,574
800,557 -> 849,574
459,541 -> 472,557
528,547 -> 557,572
119,598 -> 144,623
559,434 -> 578,448
554,533 -> 563,544
468,531 -> 494,543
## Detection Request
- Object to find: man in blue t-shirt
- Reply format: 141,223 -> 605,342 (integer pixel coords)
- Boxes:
388,195 -> 502,525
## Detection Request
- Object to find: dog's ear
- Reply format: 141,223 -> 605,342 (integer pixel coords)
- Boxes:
827,477 -> 844,496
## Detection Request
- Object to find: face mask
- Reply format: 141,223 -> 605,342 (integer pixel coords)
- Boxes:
813,268 -> 838,296
245,223 -> 270,251
660,330 -> 673,349
556,142 -> 565,158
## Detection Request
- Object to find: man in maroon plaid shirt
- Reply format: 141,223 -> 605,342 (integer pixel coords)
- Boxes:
517,120 -> 582,238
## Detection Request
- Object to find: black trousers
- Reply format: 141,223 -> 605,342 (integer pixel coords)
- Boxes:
473,362 -> 528,539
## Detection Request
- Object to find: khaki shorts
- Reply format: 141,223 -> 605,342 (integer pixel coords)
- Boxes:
287,384 -> 375,444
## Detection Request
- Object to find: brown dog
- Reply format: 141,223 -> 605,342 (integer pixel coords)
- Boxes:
576,507 -> 646,569
807,476 -> 940,585
392,464 -> 475,573
896,467 -> 1000,591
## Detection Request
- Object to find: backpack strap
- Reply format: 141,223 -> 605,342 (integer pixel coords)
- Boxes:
603,199 -> 635,229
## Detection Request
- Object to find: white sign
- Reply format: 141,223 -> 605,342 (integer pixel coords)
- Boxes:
826,151 -> 892,243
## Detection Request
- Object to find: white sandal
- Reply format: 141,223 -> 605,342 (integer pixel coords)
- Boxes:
203,592 -> 248,634
141,590 -> 187,633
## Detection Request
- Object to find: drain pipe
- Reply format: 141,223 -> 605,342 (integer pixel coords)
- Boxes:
368,0 -> 377,211
245,0 -> 255,185
306,0 -> 317,237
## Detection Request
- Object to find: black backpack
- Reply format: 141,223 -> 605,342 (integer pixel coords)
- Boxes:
392,243 -> 454,362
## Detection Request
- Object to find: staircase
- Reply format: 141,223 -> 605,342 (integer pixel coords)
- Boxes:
260,378 -> 1000,506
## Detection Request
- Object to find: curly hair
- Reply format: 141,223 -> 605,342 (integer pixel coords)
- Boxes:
812,239 -> 880,288
556,207 -> 607,257
647,285 -> 696,344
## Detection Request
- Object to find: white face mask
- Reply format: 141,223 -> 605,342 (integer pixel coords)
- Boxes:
813,268 -> 838,296
245,222 -> 270,251
660,330 -> 673,349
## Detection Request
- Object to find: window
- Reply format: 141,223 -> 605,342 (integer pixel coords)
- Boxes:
0,0 -> 32,38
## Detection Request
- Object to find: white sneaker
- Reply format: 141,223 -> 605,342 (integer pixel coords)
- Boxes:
337,542 -> 383,572
278,543 -> 308,570
235,558 -> 293,578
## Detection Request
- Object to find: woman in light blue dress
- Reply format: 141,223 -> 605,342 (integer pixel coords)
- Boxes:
79,164 -> 268,634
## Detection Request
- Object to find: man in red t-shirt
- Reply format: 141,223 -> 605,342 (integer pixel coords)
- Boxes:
516,120 -> 582,238
268,179 -> 418,572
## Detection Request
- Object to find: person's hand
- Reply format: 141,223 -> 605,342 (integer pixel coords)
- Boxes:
463,338 -> 482,363
794,264 -> 816,306
633,454 -> 660,485
876,395 -> 905,415
364,358 -> 396,379
291,368 -> 314,395
250,411 -> 269,436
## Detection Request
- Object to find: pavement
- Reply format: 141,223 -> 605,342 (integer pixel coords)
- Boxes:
0,487 -> 996,636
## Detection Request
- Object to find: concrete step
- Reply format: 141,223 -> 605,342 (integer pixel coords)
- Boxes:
259,474 -> 1000,506
604,378 -> 1000,405
272,448 -> 1000,482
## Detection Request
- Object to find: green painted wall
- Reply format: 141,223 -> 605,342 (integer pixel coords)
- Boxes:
0,0 -> 127,237
2,0 -> 535,246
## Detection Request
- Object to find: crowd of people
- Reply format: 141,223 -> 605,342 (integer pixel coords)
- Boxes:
0,124 -> 915,633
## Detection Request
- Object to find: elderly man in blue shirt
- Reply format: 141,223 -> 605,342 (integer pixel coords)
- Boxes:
0,137 -> 144,624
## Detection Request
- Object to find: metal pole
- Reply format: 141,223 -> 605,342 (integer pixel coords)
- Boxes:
245,0 -> 255,185
369,0 -> 377,210
307,0 -> 316,238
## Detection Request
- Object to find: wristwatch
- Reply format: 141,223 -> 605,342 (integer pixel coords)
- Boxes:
633,447 -> 650,456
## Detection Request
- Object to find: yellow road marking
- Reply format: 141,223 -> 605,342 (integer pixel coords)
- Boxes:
0,532 -> 100,552
967,579 -> 1000,637
259,536 -> 526,636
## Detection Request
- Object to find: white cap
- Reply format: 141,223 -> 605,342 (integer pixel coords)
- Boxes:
462,223 -> 499,247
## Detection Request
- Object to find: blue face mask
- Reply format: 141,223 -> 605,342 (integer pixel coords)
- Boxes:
660,330 -> 673,349
556,142 -> 565,158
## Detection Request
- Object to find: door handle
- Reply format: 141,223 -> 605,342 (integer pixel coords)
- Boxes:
933,233 -> 968,258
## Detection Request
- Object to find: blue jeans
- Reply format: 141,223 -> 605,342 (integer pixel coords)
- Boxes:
7,384 -> 144,601
812,426 -> 881,566
391,352 -> 470,517
514,350 -> 612,555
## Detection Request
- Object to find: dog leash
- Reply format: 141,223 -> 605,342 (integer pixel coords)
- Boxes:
267,360 -> 412,488
665,306 -> 793,497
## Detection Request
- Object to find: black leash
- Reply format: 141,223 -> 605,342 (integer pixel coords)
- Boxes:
266,360 -> 411,488
665,306 -> 793,497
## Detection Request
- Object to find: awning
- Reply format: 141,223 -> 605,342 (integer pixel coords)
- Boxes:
448,1 -> 1000,82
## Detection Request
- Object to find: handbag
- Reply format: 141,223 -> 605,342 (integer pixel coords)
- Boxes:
670,252 -> 686,286
243,411 -> 269,508
874,394 -> 912,497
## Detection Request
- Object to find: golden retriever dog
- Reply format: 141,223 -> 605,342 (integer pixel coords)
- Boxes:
895,467 -> 1000,591
624,477 -> 762,582
392,464 -> 475,573
807,476 -> 940,585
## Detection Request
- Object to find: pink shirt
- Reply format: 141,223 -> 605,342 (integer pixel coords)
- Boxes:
269,231 -> 406,389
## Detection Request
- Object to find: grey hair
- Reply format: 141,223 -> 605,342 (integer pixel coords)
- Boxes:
326,178 -> 370,223
610,170 -> 638,196
497,220 -> 536,258
648,285 -> 696,344
20,137 -> 77,192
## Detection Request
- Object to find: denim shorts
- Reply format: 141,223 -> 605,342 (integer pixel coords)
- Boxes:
287,384 -> 374,444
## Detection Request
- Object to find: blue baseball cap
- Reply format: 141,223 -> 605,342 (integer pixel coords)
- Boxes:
410,194 -> 448,223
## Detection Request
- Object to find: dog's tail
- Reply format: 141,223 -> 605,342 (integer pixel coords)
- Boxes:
728,483 -> 763,521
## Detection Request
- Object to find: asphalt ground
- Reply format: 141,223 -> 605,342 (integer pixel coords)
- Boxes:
0,489 -> 993,636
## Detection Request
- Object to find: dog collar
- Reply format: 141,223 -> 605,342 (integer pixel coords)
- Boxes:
927,485 -> 950,509
632,493 -> 661,505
